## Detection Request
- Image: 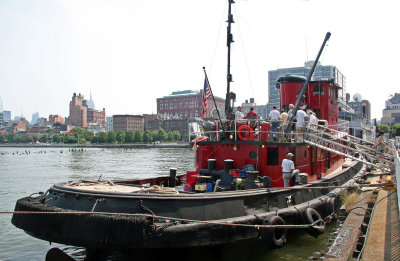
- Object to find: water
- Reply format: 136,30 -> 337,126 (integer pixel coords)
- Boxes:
0,147 -> 339,261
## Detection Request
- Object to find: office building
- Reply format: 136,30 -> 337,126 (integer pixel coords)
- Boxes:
381,93 -> 400,126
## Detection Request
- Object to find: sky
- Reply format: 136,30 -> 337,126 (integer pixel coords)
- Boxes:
1,0 -> 399,121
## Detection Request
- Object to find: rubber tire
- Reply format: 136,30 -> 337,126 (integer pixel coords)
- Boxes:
325,197 -> 336,218
302,208 -> 325,238
259,215 -> 287,248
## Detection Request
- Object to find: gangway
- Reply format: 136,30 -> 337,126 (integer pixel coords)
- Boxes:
302,124 -> 395,171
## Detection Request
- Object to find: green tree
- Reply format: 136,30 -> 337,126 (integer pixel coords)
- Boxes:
391,124 -> 400,137
98,132 -> 107,143
107,130 -> 116,143
0,134 -> 5,143
39,134 -> 49,143
172,130 -> 181,141
378,124 -> 390,133
116,130 -> 125,144
167,132 -> 174,142
125,130 -> 135,143
134,131 -> 143,143
157,129 -> 167,142
144,130 -> 152,143
52,134 -> 62,143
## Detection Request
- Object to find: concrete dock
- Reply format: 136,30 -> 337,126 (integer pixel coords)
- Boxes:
326,170 -> 400,261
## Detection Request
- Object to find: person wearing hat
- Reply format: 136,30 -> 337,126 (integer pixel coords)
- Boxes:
281,152 -> 300,188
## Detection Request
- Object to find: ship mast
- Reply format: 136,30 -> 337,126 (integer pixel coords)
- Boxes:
225,0 -> 235,119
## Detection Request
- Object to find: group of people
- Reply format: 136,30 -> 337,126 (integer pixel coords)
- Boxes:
234,104 -> 319,142
268,104 -> 319,142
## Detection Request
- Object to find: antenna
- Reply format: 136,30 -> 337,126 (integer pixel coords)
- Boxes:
305,36 -> 309,62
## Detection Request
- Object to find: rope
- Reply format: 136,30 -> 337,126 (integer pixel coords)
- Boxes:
3,210 -> 323,230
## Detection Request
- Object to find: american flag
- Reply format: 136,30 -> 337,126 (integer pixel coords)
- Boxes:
202,78 -> 211,118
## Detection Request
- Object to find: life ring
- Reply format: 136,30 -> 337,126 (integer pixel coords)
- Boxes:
259,215 -> 287,248
191,136 -> 207,143
301,208 -> 325,238
237,125 -> 254,141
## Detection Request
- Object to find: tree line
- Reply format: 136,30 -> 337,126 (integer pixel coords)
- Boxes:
0,127 -> 183,144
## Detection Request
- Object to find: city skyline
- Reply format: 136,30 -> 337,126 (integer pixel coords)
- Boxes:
1,0 -> 399,121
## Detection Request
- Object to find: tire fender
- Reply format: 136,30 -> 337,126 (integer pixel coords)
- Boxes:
259,215 -> 287,248
302,208 -> 325,238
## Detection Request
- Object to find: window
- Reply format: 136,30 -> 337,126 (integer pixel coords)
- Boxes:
313,85 -> 325,96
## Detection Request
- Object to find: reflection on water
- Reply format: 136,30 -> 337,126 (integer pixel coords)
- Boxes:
0,147 -> 338,261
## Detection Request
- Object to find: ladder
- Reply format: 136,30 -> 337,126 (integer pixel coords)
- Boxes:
302,124 -> 395,171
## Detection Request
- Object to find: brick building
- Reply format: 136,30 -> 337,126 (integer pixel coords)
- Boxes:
49,114 -> 65,125
113,115 -> 144,131
68,93 -> 88,127
87,108 -> 106,125
157,90 -> 225,119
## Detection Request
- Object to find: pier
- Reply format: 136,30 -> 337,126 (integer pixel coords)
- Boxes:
325,154 -> 400,261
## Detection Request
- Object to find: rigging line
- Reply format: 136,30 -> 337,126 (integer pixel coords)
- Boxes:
234,5 -> 277,69
233,5 -> 254,98
208,1 -> 228,75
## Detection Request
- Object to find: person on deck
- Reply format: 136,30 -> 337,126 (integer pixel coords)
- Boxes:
268,106 -> 280,141
295,105 -> 308,141
280,109 -> 289,141
287,104 -> 295,140
246,107 -> 259,128
373,131 -> 390,170
281,153 -> 300,188
235,106 -> 244,121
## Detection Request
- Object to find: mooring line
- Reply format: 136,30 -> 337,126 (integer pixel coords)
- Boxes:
3,209 -> 323,230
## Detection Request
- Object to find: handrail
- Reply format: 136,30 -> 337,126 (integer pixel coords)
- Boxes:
189,119 -> 351,143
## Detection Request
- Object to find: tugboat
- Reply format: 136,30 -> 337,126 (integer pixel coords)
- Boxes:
12,0 -> 373,252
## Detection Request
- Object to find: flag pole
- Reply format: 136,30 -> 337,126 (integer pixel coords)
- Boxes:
203,67 -> 226,134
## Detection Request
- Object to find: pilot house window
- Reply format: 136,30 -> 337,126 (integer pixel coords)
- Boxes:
313,85 -> 325,96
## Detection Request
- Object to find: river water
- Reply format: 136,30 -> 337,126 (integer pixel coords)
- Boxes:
0,147 -> 339,261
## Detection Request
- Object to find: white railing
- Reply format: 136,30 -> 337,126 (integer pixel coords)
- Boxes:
190,119 -> 351,143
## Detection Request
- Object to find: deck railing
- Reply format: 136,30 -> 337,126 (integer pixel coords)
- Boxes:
190,119 -> 351,143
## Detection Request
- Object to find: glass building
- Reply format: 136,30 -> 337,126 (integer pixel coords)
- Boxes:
267,61 -> 346,114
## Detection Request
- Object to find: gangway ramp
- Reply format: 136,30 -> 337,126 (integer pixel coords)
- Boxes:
303,124 -> 394,171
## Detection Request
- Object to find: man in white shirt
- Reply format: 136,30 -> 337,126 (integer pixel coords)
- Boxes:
296,106 -> 308,141
268,105 -> 280,141
235,106 -> 244,121
281,153 -> 300,187
309,110 -> 318,128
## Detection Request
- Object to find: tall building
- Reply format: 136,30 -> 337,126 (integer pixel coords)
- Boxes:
68,92 -> 106,127
31,112 -> 39,125
267,61 -> 346,114
69,93 -> 88,127
2,111 -> 11,121
381,93 -> 400,126
157,90 -> 225,119
113,115 -> 144,132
